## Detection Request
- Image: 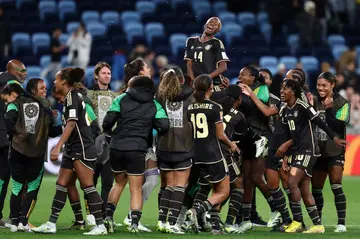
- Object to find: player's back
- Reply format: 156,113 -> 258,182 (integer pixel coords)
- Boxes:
187,99 -> 224,164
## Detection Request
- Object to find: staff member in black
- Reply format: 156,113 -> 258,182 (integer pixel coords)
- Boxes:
184,17 -> 230,87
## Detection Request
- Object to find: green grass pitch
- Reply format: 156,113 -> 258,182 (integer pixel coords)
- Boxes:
1,176 -> 360,238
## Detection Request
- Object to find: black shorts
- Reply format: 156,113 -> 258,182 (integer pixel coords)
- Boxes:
9,149 -> 44,191
198,159 -> 229,185
266,149 -> 282,171
313,155 -> 345,173
287,154 -> 317,177
61,155 -> 96,172
110,149 -> 146,175
0,146 -> 10,179
157,151 -> 193,171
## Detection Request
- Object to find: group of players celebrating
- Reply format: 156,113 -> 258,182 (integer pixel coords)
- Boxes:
0,16 -> 350,236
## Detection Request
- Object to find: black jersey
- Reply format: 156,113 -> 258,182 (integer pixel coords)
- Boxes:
269,93 -> 281,133
187,99 -> 224,164
221,108 -> 246,162
282,99 -> 320,156
184,36 -> 230,85
62,90 -> 96,160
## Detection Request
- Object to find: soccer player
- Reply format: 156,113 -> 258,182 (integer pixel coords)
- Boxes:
2,81 -> 59,232
311,72 -> 349,233
279,79 -> 346,233
155,69 -> 194,234
184,17 -> 230,86
186,74 -> 239,234
84,62 -> 118,226
102,75 -> 169,233
32,68 -> 107,235
237,66 -> 276,233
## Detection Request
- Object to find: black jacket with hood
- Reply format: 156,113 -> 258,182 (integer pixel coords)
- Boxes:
102,79 -> 169,152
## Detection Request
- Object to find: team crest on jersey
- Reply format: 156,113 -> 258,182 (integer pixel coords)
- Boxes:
23,102 -> 40,134
294,111 -> 298,117
99,96 -> 111,111
166,101 -> 182,111
166,100 -> 183,128
25,103 -> 39,118
205,44 -> 212,51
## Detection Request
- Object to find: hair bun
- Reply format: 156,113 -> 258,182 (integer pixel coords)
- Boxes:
68,67 -> 85,84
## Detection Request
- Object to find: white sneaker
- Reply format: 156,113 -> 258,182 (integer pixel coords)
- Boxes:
86,215 -> 96,227
83,224 -> 108,235
10,225 -> 18,232
224,224 -> 239,234
166,223 -> 184,234
31,221 -> 56,234
5,218 -> 12,228
156,221 -> 166,232
123,216 -> 131,227
267,211 -> 281,227
255,136 -> 268,158
334,224 -> 347,233
18,223 -> 31,232
237,221 -> 252,233
138,222 -> 151,232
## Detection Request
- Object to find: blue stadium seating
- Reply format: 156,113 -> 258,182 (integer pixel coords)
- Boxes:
219,12 -> 236,24
61,55 -> 69,67
11,32 -> 31,55
121,11 -> 141,25
32,32 -> 50,55
259,56 -> 278,68
328,35 -> 346,47
59,33 -> 69,45
58,1 -> 76,21
26,66 -> 41,79
136,1 -> 156,15
124,22 -> 144,44
38,1 -> 56,21
279,56 -> 297,69
82,11 -> 100,24
66,22 -> 80,33
170,33 -> 187,56
213,2 -> 228,15
257,12 -> 268,25
238,12 -> 256,26
222,23 -> 242,46
40,55 -> 51,69
332,45 -> 349,60
87,23 -> 107,37
85,66 -> 95,86
300,56 -> 319,72
101,11 -> 120,25
145,22 -> 165,45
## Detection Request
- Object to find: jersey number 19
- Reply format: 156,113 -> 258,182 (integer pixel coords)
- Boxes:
190,113 -> 208,138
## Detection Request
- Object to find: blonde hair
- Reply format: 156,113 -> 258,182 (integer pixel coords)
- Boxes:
158,69 -> 181,102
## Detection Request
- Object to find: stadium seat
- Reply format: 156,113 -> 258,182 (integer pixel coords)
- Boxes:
169,33 -> 187,56
218,12 -> 236,24
101,11 -> 120,25
328,34 -> 346,47
259,56 -> 278,68
279,56 -> 297,69
82,11 -> 100,24
16,0 -> 33,10
257,11 -> 268,24
260,23 -> 272,43
238,12 -> 256,26
38,1 -> 56,21
222,23 -> 242,46
58,1 -> 76,21
213,1 -> 228,15
145,22 -> 165,45
66,22 -> 80,33
11,32 -> 31,55
332,45 -> 349,61
136,1 -> 156,15
192,2 -> 211,16
124,22 -> 144,44
59,33 -> 69,45
40,55 -> 51,69
85,66 -> 95,86
87,23 -> 107,37
61,55 -> 69,67
121,11 -> 141,25
300,56 -> 319,72
26,66 -> 41,79
32,32 -> 50,55
287,34 -> 299,47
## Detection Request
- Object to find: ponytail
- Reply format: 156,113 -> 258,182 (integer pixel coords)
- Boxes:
193,74 -> 212,103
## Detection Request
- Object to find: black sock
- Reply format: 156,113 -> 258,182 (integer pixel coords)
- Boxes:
106,202 -> 116,219
250,189 -> 257,218
242,204 -> 252,221
284,188 -> 292,214
235,206 -> 242,225
193,185 -> 211,209
266,195 -> 277,212
158,186 -> 173,222
331,184 -> 346,225
70,200 -> 84,222
158,188 -> 164,211
83,186 -> 104,225
131,210 -> 142,226
195,200 -> 213,216
10,192 -> 22,226
306,205 -> 321,225
49,184 -> 68,223
210,208 -> 221,230
20,189 -> 40,225
291,201 -> 303,223
226,188 -> 243,225
270,187 -> 291,223
312,188 -> 324,220
168,186 -> 185,225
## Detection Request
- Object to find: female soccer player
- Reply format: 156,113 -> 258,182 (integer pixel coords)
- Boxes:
311,72 -> 349,233
186,74 -> 239,234
102,75 -> 169,233
2,81 -> 59,232
32,68 -> 107,236
279,79 -> 346,233
155,69 -> 194,234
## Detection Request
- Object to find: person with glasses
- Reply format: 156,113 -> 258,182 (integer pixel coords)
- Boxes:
0,59 -> 27,228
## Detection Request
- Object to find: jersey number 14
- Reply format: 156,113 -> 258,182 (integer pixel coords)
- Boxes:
194,51 -> 203,62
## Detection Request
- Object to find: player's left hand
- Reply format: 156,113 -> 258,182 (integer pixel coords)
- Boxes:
333,136 -> 348,147
275,142 -> 289,157
323,97 -> 333,108
220,76 -> 230,88
50,147 -> 60,162
238,83 -> 251,96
